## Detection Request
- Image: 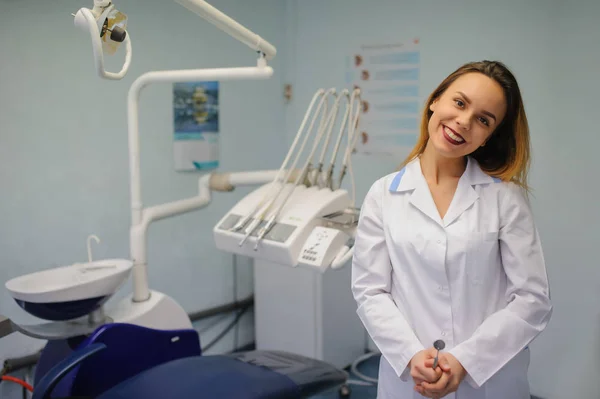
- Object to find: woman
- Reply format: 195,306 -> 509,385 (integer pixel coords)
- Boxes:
351,60 -> 552,399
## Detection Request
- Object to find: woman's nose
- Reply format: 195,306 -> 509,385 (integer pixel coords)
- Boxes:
456,113 -> 471,130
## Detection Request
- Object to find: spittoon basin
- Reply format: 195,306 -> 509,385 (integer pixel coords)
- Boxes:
5,259 -> 133,321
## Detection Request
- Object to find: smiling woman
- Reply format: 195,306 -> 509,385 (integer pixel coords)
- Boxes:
351,60 -> 552,399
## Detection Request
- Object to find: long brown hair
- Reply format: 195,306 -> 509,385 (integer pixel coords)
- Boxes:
400,60 -> 531,190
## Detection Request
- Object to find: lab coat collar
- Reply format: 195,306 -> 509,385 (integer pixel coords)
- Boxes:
389,156 -> 499,227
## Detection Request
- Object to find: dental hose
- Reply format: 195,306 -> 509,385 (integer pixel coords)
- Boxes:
253,90 -> 340,248
239,89 -> 335,245
0,366 -> 34,393
325,91 -> 353,190
307,92 -> 335,186
233,88 -> 327,235
338,88 -> 362,207
312,89 -> 348,187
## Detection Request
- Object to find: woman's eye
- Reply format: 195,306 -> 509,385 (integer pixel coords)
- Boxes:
478,116 -> 489,126
454,99 -> 464,107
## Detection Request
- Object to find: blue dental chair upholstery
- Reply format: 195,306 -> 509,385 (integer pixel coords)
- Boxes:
33,323 -> 347,399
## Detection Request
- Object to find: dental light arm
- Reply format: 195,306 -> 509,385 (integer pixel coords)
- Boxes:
174,0 -> 276,60
128,67 -> 274,302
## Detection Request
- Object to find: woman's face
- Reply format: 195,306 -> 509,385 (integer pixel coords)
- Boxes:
427,72 -> 507,159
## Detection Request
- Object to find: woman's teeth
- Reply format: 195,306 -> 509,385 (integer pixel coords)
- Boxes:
444,126 -> 464,143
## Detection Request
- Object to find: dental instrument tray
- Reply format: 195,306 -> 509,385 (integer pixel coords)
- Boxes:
319,207 -> 360,228
214,183 -> 354,267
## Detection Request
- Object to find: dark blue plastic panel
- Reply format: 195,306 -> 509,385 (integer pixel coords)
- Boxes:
70,323 -> 201,397
97,355 -> 301,399
34,338 -> 80,398
32,343 -> 106,399
15,296 -> 109,321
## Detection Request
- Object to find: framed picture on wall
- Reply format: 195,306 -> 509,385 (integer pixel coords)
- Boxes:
173,81 -> 220,171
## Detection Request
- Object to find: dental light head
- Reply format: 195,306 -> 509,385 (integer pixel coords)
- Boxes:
73,0 -> 132,80
86,0 -> 127,43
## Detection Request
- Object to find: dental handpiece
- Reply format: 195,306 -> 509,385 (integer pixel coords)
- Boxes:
337,89 -> 361,189
231,181 -> 282,232
254,215 -> 277,250
238,217 -> 261,246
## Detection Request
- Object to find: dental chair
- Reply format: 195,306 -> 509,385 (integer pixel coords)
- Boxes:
31,323 -> 347,399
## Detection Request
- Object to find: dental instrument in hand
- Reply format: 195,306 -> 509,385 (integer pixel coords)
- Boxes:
432,339 -> 446,369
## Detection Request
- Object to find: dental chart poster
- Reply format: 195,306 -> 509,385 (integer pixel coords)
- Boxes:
346,39 -> 421,156
173,81 -> 220,171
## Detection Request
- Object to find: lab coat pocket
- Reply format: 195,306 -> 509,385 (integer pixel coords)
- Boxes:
466,231 -> 499,285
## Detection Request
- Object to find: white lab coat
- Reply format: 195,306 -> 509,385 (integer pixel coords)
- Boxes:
351,156 -> 552,399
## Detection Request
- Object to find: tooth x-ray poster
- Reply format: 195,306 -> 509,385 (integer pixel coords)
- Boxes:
173,81 -> 219,171
346,39 -> 421,156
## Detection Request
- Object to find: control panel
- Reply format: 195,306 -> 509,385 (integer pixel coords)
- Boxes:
297,226 -> 350,273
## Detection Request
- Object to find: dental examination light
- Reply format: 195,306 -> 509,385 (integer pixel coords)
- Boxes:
72,0 -> 132,80
72,0 -> 276,81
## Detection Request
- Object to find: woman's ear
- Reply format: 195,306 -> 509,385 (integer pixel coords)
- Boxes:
429,99 -> 438,112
